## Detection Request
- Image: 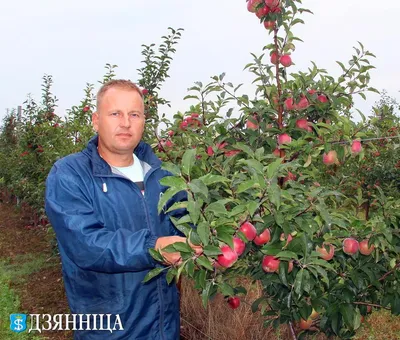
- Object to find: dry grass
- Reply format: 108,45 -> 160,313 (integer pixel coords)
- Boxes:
179,277 -> 400,340
179,277 -> 327,340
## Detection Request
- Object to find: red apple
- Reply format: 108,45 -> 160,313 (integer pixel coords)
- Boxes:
297,96 -> 309,110
317,94 -> 328,103
296,118 -> 310,131
216,142 -> 228,150
256,5 -> 270,18
299,318 -> 313,330
262,255 -> 280,273
239,221 -> 257,241
141,89 -> 149,95
278,133 -> 292,145
254,228 -> 271,246
217,245 -> 238,268
273,148 -> 282,157
322,150 -> 337,165
227,296 -> 240,309
284,97 -> 295,110
206,146 -> 214,156
351,140 -> 362,154
224,150 -> 241,157
265,0 -> 279,8
280,233 -> 293,246
316,243 -> 335,261
270,52 -> 280,65
179,120 -> 188,130
247,0 -> 262,12
233,237 -> 246,256
283,171 -> 297,183
280,55 -> 292,67
263,20 -> 276,30
246,115 -> 259,130
359,239 -> 375,256
287,260 -> 294,273
83,106 -> 90,112
343,238 -> 359,255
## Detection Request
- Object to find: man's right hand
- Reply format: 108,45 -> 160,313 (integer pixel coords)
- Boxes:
155,236 -> 202,265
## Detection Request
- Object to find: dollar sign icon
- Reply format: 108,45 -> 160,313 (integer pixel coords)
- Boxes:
10,314 -> 27,333
14,319 -> 23,331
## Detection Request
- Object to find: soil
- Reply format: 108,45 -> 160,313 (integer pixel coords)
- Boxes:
0,202 -> 72,339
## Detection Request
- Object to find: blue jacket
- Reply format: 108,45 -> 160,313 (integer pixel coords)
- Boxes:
45,135 -> 184,340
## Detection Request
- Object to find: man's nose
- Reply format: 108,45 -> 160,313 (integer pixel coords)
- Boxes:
119,114 -> 131,127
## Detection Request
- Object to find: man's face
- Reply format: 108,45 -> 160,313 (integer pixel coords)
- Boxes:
92,87 -> 145,155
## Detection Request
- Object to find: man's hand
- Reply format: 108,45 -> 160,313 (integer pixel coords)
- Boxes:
155,236 -> 203,265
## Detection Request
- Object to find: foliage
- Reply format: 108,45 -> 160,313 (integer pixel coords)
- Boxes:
0,1 -> 399,338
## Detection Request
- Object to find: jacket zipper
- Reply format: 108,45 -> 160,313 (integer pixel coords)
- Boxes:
95,167 -> 167,340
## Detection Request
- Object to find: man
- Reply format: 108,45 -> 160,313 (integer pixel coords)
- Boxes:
45,79 -> 199,339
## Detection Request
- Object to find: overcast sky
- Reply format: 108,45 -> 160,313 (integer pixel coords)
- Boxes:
1,0 -> 399,124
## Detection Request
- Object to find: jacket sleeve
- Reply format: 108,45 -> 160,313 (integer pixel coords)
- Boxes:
45,165 -> 159,273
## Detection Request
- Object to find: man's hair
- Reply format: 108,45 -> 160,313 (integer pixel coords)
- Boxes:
96,79 -> 143,110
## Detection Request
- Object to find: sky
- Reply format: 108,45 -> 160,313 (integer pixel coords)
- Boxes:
1,0 -> 399,125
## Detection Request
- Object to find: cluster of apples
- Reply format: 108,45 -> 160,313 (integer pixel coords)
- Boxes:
216,221 -> 273,268
247,0 -> 282,30
284,90 -> 329,112
316,238 -> 375,261
273,131 -> 363,166
179,112 -> 202,130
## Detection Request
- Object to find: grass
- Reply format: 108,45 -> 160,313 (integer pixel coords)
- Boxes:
0,259 -> 42,340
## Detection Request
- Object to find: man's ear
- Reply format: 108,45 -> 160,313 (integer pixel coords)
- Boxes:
92,112 -> 99,132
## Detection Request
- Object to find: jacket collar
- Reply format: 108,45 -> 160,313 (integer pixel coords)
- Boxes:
83,135 -> 161,176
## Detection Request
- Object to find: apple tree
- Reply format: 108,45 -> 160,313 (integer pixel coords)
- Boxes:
145,1 -> 400,338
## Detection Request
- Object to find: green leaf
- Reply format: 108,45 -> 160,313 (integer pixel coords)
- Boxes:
166,267 -> 177,284
203,245 -> 222,256
161,162 -> 181,176
239,159 -> 264,174
217,232 -> 235,249
158,187 -> 183,214
237,179 -> 258,194
188,179 -> 209,200
187,200 -> 201,225
186,259 -> 195,277
340,303 -> 355,330
268,183 -> 281,210
196,255 -> 214,271
181,148 -> 196,176
173,242 -> 193,253
252,296 -> 265,313
233,142 -> 254,156
199,174 -> 230,186
205,201 -> 227,217
219,282 -> 235,297
194,269 -> 207,289
294,269 -> 305,297
267,158 -> 283,179
197,222 -> 210,246
142,267 -> 166,283
159,176 -> 187,190
276,251 -> 298,260
202,281 -> 212,308
247,201 -> 260,216
278,262 -> 289,286
149,248 -> 164,262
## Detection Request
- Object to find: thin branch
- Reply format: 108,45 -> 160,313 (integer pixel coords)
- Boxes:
353,302 -> 390,310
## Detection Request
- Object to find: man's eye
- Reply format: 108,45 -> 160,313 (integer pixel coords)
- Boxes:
111,112 -> 119,116
130,113 -> 140,117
